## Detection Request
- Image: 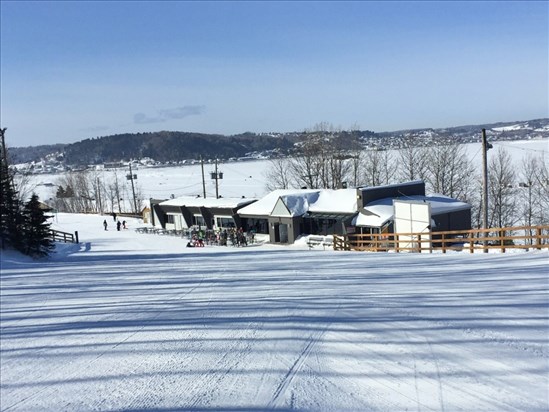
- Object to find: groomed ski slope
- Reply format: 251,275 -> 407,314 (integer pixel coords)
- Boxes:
1,213 -> 548,411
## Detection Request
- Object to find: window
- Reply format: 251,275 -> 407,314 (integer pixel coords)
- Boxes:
244,218 -> 268,234
216,217 -> 236,228
193,215 -> 205,227
166,214 -> 175,224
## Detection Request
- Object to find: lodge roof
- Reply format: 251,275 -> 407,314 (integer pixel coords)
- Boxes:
159,196 -> 256,209
354,194 -> 471,227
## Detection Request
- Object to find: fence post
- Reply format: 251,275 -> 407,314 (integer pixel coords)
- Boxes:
500,229 -> 505,253
469,230 -> 474,253
75,231 -> 79,243
442,233 -> 446,254
536,227 -> 542,250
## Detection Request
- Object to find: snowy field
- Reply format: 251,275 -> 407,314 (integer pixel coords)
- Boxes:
1,213 -> 548,411
25,139 -> 548,203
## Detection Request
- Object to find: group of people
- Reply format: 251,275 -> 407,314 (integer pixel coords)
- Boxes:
186,227 -> 254,247
186,234 -> 204,247
103,217 -> 127,231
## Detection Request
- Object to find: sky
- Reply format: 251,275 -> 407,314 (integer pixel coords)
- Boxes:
1,1 -> 548,147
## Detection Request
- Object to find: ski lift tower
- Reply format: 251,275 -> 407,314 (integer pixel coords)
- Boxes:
126,163 -> 138,215
210,159 -> 223,199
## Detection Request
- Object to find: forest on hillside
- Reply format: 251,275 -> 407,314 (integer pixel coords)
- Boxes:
7,118 -> 549,167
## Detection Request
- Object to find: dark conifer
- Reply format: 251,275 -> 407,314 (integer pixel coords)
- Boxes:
21,194 -> 54,258
1,128 -> 24,251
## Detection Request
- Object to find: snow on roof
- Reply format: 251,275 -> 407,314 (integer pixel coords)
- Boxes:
353,194 -> 470,227
308,189 -> 358,214
275,191 -> 320,217
238,189 -> 319,216
353,205 -> 391,227
160,196 -> 255,209
238,188 -> 357,217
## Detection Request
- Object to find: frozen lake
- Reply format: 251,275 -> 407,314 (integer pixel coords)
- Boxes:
25,139 -> 548,206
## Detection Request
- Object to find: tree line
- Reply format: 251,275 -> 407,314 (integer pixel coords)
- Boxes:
264,123 -> 549,231
51,168 -> 145,215
1,129 -> 54,257
60,131 -> 298,165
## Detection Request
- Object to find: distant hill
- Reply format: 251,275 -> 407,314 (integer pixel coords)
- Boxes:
8,118 -> 549,168
61,131 -> 303,165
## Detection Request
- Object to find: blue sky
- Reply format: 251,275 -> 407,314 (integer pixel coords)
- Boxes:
1,1 -> 547,147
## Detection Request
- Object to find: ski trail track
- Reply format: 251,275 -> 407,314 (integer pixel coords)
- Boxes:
1,257 -> 208,412
1,248 -> 547,411
267,323 -> 327,409
325,304 -> 541,412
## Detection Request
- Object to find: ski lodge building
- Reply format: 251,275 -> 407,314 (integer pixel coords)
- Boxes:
148,181 -> 471,244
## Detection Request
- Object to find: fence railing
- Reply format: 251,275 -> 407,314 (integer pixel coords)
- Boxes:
333,225 -> 549,253
49,229 -> 79,244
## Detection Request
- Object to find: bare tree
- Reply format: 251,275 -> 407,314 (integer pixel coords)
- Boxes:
289,139 -> 323,189
362,148 -> 396,187
348,150 -> 362,188
519,155 -> 538,229
13,171 -> 39,205
425,143 -> 476,200
107,171 -> 124,214
287,123 -> 357,190
469,182 -> 483,230
396,136 -> 429,182
264,158 -> 291,191
90,171 -> 107,215
518,154 -> 541,244
532,154 -> 549,225
133,184 -> 145,214
488,148 -> 516,229
54,171 -> 96,213
327,151 -> 352,189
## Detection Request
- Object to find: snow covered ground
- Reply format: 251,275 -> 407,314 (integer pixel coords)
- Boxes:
1,213 -> 548,411
25,139 -> 548,203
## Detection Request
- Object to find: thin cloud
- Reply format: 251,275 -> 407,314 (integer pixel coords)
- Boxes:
134,106 -> 205,124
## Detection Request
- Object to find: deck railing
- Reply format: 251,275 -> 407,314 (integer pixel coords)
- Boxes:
333,225 -> 549,253
49,229 -> 79,244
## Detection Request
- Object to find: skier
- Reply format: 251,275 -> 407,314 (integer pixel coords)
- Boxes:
103,220 -> 108,231
116,220 -> 121,231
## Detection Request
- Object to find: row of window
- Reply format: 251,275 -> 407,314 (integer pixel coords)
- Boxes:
166,214 -> 236,229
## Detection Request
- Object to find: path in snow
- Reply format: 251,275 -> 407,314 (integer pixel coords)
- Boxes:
1,213 -> 548,411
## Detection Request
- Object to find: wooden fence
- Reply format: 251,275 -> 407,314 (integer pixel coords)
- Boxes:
333,225 -> 549,253
49,229 -> 79,244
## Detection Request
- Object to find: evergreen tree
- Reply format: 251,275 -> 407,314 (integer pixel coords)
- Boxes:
21,194 -> 54,257
1,128 -> 24,251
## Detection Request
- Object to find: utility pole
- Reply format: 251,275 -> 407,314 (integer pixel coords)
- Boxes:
96,177 -> 103,214
0,128 -> 10,185
127,163 -> 138,215
0,128 -> 7,166
210,159 -> 223,198
0,127 -> 14,193
481,128 -> 492,252
214,159 -> 219,199
201,156 -> 206,198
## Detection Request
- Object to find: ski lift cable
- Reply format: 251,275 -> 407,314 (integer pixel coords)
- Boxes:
145,182 -> 203,192
469,146 -> 484,163
491,142 -> 548,156
219,162 -> 265,183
